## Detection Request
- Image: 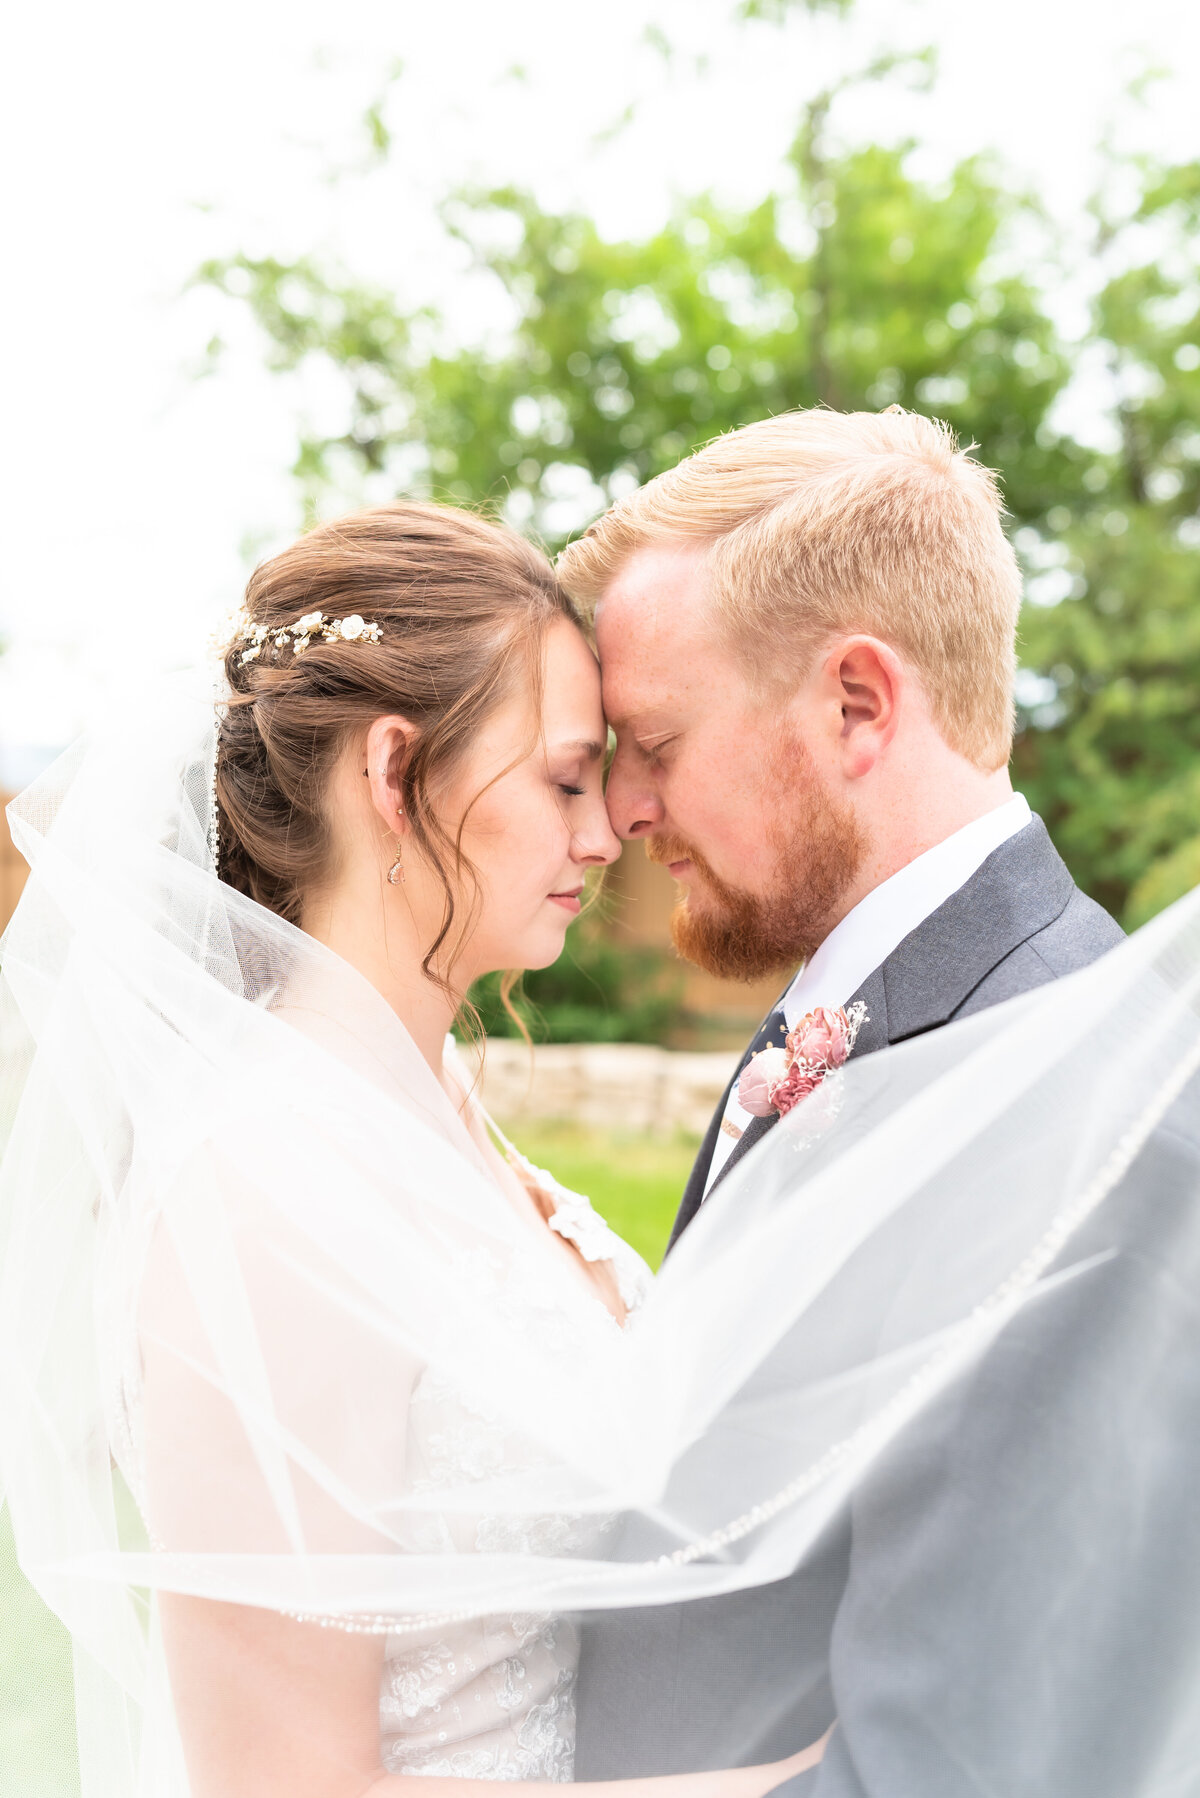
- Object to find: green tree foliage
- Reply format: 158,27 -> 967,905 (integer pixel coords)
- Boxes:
471,922 -> 684,1045
736,0 -> 853,21
199,60 -> 1200,925
1013,155 -> 1200,921
200,56 -> 1069,540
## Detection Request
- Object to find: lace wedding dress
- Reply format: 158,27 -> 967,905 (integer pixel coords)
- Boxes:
14,697 -> 1200,1798
379,1118 -> 651,1782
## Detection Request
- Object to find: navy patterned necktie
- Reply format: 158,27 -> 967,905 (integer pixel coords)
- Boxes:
668,1004 -> 791,1252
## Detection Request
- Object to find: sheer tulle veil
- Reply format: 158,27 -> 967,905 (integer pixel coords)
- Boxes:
2,682 -> 1200,1792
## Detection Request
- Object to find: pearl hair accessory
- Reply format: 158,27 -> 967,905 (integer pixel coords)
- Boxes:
208,674 -> 229,876
234,608 -> 384,665
208,725 -> 222,874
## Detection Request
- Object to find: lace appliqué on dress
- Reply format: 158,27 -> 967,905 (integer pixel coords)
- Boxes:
498,1140 -> 652,1316
380,1240 -> 634,1781
379,1058 -> 650,1780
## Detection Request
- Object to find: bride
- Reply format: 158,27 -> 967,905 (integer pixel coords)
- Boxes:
0,501 -> 822,1796
4,497 -> 1200,1798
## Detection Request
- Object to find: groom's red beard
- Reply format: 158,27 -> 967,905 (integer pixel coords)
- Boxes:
647,758 -> 865,983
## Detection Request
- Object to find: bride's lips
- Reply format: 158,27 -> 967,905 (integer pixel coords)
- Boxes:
548,889 -> 583,914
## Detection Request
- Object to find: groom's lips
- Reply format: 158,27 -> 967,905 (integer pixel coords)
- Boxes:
647,839 -> 699,882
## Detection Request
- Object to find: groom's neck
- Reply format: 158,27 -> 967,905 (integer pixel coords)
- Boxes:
825,757 -> 1016,939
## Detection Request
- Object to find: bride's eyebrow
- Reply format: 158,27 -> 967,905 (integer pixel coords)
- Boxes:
551,738 -> 605,761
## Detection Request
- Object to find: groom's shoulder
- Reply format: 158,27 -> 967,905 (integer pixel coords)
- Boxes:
998,810 -> 1125,968
947,814 -> 1124,1020
1025,879 -> 1126,974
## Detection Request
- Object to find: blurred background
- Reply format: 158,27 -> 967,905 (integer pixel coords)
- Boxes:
2,4 -> 1199,1784
3,0 -> 1200,1049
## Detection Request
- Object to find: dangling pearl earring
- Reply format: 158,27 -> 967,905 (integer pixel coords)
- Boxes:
387,812 -> 406,887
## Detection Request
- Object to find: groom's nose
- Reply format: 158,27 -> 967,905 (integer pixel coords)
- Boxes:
604,749 -> 664,840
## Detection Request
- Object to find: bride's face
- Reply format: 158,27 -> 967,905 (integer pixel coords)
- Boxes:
428,618 -> 620,980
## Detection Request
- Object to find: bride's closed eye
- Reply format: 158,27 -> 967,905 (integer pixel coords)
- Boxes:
550,766 -> 589,799
552,759 -> 600,800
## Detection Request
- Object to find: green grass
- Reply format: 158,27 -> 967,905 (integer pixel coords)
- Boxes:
0,1504 -> 79,1798
0,1126 -> 694,1787
502,1119 -> 697,1270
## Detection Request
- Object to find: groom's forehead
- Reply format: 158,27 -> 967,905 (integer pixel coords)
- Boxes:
596,550 -> 724,725
595,542 -> 713,652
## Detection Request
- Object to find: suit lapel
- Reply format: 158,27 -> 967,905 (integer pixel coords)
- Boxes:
668,999 -> 790,1252
669,815 -> 1076,1240
843,966 -> 888,1058
669,1064 -> 739,1250
709,1106 -> 778,1193
878,816 -> 1073,1042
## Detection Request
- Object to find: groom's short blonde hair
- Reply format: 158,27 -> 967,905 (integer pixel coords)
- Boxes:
557,408 -> 1021,770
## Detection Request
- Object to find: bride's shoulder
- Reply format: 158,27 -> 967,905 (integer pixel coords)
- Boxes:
442,1033 -> 652,1315
504,1139 -> 653,1316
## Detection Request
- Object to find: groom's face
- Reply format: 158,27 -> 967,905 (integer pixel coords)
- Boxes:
596,543 -> 863,979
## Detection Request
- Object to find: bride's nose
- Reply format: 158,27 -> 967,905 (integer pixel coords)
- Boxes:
574,800 -> 622,868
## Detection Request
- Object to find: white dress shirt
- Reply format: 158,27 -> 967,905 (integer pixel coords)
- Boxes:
704,793 -> 1033,1193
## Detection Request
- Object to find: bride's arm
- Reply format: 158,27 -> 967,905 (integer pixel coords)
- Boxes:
161,1597 -> 827,1798
146,1166 -> 829,1798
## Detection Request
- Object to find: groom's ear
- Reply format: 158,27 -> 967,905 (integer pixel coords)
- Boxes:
362,714 -> 419,832
824,636 -> 903,780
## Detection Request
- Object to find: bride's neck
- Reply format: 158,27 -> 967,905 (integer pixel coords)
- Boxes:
300,878 -> 459,1077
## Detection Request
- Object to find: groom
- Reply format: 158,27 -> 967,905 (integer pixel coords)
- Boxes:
557,408 -> 1127,1792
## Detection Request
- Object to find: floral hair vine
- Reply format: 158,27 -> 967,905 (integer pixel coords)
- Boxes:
233,609 -> 384,666
207,607 -> 385,877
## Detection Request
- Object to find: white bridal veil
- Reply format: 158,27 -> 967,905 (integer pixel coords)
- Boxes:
2,688 -> 1200,1794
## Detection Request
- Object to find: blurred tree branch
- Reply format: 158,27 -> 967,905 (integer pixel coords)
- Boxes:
1014,137 -> 1200,921
736,0 -> 853,20
195,21 -> 1200,925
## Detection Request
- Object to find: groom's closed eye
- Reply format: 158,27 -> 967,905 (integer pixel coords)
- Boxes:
638,734 -> 677,768
627,727 -> 676,753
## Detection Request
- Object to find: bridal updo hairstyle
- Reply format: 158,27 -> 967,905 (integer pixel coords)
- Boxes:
216,502 -> 579,960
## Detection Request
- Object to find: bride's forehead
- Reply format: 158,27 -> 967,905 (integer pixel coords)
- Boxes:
540,628 -> 604,710
462,689 -> 603,773
543,615 -> 600,673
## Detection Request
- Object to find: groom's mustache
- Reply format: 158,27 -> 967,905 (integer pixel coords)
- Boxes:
643,778 -> 865,981
645,835 -> 733,896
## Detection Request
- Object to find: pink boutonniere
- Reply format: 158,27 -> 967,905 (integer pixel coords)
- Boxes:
737,1002 -> 868,1119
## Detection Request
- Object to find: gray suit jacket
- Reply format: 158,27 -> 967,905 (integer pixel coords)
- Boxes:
669,816 -> 1121,1246
575,817 -> 1137,1792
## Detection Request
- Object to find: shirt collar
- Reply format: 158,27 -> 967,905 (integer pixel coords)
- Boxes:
783,794 -> 1032,1028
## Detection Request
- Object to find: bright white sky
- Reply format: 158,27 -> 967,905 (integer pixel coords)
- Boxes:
1,0 -> 1196,775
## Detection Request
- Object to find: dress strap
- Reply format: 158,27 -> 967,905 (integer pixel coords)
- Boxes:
441,1036 -> 651,1314
441,1035 -> 528,1168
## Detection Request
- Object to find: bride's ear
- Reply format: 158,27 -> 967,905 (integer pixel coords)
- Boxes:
362,715 -> 418,834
